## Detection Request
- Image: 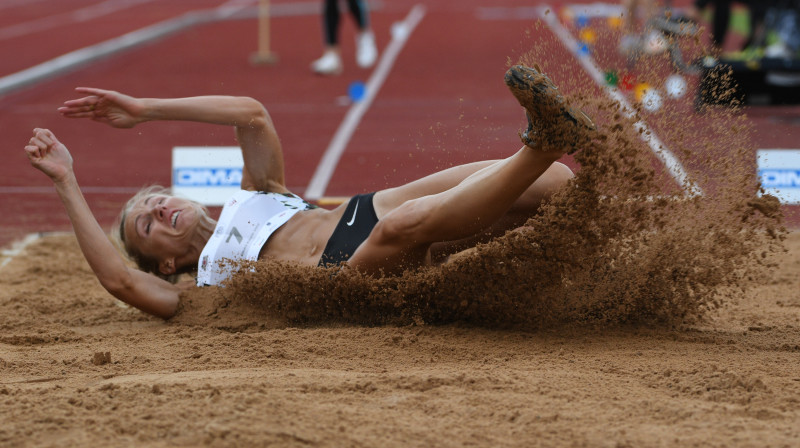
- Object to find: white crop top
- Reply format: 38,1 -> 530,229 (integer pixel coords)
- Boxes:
197,190 -> 314,286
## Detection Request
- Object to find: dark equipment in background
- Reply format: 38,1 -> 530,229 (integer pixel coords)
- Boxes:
698,0 -> 800,107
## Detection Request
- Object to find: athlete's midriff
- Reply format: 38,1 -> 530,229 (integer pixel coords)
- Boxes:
259,204 -> 348,266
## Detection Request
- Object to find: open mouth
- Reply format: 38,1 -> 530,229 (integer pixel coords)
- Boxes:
170,210 -> 181,228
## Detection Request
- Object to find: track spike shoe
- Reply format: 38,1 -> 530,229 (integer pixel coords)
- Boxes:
504,64 -> 595,153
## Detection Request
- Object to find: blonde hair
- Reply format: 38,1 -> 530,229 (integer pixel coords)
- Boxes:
113,185 -> 208,283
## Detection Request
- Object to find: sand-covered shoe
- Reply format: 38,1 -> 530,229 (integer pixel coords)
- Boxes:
504,64 -> 595,153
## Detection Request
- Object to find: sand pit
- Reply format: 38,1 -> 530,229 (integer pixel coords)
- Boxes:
4,11 -> 798,445
0,231 -> 798,447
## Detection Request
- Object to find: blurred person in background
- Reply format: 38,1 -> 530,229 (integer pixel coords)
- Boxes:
688,0 -> 733,49
311,0 -> 377,75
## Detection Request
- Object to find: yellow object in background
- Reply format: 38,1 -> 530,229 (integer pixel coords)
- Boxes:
634,82 -> 651,102
607,16 -> 623,29
579,27 -> 597,44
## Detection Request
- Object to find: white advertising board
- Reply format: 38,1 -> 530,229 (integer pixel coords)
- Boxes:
172,146 -> 243,206
757,149 -> 800,204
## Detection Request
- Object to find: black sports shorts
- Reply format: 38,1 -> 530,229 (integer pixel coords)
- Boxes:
318,192 -> 379,267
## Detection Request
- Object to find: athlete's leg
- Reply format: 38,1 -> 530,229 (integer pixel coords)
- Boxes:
373,62 -> 594,233
347,147 -> 565,276
373,160 -> 573,239
347,64 -> 593,276
428,161 -> 573,260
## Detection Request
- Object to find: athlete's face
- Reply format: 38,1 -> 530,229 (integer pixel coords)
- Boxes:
123,193 -> 204,270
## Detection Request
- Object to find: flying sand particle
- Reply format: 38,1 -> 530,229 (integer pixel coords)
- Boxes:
178,23 -> 786,330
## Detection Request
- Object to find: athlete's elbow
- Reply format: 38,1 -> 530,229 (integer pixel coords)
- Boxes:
148,301 -> 179,320
101,275 -> 138,309
104,278 -> 178,319
238,97 -> 270,129
99,273 -> 152,309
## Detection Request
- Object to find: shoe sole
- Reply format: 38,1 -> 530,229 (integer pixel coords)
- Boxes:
504,65 -> 595,132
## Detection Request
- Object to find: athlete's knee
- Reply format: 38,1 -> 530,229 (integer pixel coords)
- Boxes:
370,198 -> 431,246
538,162 -> 574,201
515,162 -> 574,211
550,162 -> 574,186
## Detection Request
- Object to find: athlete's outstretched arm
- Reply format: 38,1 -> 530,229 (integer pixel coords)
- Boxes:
25,128 -> 183,319
57,87 -> 287,193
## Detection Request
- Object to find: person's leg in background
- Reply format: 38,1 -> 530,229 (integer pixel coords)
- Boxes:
688,0 -> 732,50
311,0 -> 344,75
619,0 -> 658,57
740,0 -> 767,50
347,0 -> 377,68
710,0 -> 732,49
311,0 -> 377,75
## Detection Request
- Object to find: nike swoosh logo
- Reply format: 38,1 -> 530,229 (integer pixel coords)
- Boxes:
346,199 -> 360,226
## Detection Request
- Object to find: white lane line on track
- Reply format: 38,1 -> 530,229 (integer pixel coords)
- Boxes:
0,0 -> 48,12
0,1 -> 241,97
0,233 -> 40,269
0,232 -> 72,270
0,0 -> 158,41
0,0 -> 327,98
538,5 -> 702,196
304,4 -> 427,201
476,4 -> 625,21
0,186 -> 143,194
1,232 -> 42,269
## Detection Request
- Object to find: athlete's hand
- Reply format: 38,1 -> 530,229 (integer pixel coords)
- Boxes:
25,128 -> 74,184
58,87 -> 144,129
